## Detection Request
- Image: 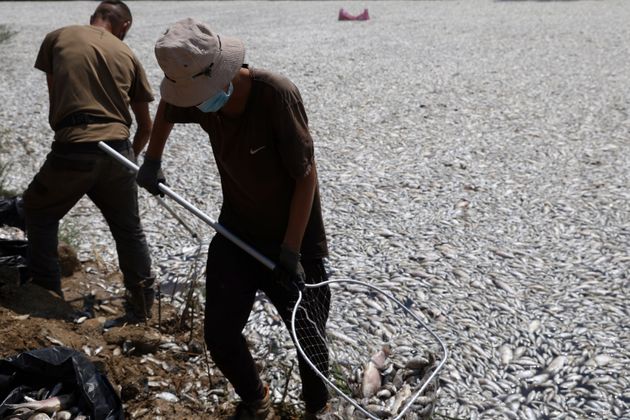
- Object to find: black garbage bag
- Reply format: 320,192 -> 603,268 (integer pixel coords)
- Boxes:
0,239 -> 29,285
0,196 -> 24,231
0,239 -> 27,259
0,196 -> 28,286
0,347 -> 123,420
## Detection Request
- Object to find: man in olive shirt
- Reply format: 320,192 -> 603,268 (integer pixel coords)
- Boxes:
24,0 -> 156,321
137,18 -> 331,419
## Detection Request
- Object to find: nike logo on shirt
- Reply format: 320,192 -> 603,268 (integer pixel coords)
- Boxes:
250,146 -> 266,155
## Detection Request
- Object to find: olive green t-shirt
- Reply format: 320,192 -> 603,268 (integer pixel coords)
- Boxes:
166,68 -> 328,261
34,25 -> 153,143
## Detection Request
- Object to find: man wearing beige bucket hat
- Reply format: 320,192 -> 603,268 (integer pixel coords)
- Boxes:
137,18 -> 332,420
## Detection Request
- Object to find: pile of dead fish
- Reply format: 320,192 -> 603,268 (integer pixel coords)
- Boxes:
328,346 -> 440,419
240,282 -> 445,419
318,286 -> 443,419
2,387 -> 85,420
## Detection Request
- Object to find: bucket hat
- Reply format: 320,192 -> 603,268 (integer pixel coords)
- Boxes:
155,18 -> 245,107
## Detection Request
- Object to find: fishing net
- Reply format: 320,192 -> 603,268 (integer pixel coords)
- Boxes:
291,280 -> 447,419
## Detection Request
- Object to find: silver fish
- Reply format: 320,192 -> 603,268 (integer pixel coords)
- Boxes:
6,395 -> 74,414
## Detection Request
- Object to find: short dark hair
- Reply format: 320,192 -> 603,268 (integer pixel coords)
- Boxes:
94,0 -> 132,24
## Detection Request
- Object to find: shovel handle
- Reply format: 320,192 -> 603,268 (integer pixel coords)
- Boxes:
98,141 -> 276,271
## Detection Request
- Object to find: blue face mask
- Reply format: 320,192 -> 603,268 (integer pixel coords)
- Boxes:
196,82 -> 234,113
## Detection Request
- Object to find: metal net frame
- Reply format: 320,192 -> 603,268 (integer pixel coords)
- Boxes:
291,279 -> 448,420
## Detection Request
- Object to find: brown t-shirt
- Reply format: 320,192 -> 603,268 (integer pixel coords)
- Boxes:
166,68 -> 328,260
34,25 -> 153,143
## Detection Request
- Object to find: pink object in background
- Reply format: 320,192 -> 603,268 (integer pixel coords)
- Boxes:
338,8 -> 370,21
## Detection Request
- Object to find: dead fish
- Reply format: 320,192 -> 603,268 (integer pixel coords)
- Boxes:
593,354 -> 612,366
361,360 -> 381,398
388,383 -> 412,415
370,345 -> 391,369
10,407 -> 32,417
529,373 -> 550,386
362,346 -> 390,398
344,404 -> 355,418
28,414 -> 51,420
405,356 -> 430,370
366,404 -> 392,418
328,330 -> 358,347
546,355 -> 566,374
6,394 -> 74,414
528,319 -> 541,334
499,344 -> 513,365
45,336 -> 64,346
376,389 -> 392,399
156,391 -> 179,403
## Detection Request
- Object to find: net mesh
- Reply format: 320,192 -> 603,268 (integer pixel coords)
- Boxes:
292,280 -> 441,419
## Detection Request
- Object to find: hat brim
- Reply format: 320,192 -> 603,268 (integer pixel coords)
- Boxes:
159,36 -> 245,108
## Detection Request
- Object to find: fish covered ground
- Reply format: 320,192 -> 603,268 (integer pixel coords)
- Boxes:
1,1 -> 629,419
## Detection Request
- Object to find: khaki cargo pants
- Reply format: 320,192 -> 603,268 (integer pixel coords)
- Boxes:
23,140 -> 153,294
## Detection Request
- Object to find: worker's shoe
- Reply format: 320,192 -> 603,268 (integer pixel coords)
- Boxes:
230,384 -> 276,420
124,284 -> 155,321
103,286 -> 154,329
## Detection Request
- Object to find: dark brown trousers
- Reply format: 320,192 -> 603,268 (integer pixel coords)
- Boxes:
204,234 -> 331,412
23,141 -> 153,293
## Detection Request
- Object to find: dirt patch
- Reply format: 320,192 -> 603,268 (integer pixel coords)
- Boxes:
0,261 -> 300,419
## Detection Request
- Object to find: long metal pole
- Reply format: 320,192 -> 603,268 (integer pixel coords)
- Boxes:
155,196 -> 198,240
98,141 -> 276,271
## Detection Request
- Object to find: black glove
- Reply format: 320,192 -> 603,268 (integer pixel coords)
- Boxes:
274,244 -> 306,293
137,156 -> 166,197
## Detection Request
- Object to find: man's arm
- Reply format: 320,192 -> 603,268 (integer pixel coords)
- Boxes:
136,99 -> 174,196
282,162 -> 318,252
46,74 -> 53,109
145,99 -> 174,160
130,101 -> 153,157
274,162 -> 317,291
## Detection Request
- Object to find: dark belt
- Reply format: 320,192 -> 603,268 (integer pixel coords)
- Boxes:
51,139 -> 130,154
54,113 -> 128,131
